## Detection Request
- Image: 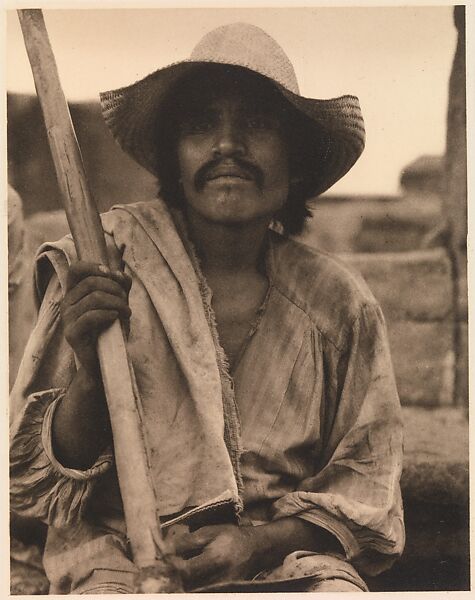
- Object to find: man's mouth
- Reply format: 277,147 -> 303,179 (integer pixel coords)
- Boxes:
195,159 -> 263,191
204,163 -> 253,182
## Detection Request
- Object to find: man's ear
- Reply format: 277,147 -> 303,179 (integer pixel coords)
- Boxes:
274,182 -> 312,237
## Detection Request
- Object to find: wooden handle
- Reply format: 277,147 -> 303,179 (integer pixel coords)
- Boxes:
17,9 -> 167,567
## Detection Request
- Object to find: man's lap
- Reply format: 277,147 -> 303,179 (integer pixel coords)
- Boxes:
73,551 -> 367,594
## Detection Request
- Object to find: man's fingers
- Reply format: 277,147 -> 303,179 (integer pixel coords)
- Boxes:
66,309 -> 120,340
111,269 -> 132,292
66,261 -> 131,294
64,290 -> 131,321
173,528 -> 214,556
174,550 -> 222,587
66,261 -> 110,290
61,262 -> 132,369
63,276 -> 128,306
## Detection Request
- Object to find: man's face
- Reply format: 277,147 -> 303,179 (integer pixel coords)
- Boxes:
175,70 -> 290,227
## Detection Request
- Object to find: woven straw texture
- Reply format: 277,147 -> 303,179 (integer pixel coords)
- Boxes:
100,23 -> 365,197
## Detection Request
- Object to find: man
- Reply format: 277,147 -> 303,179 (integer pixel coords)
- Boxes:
10,23 -> 404,593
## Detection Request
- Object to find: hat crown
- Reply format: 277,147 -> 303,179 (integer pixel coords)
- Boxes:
190,22 -> 300,94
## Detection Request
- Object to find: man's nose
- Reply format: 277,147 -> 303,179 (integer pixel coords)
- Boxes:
212,119 -> 246,158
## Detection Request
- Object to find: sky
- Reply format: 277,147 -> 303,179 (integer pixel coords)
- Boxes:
6,5 -> 459,196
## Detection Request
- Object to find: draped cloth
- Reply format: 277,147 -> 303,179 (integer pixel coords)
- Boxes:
11,199 -> 243,523
10,198 -> 404,593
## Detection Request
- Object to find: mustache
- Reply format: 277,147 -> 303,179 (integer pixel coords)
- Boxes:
194,158 -> 264,191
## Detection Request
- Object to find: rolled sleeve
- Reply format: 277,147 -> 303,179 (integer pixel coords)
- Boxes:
271,303 -> 405,576
10,388 -> 113,528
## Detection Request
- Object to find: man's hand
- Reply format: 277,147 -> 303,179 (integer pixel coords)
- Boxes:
61,261 -> 132,376
169,518 -> 342,590
170,524 -> 263,588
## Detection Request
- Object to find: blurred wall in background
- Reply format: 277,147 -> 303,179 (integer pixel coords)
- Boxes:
7,93 -> 157,216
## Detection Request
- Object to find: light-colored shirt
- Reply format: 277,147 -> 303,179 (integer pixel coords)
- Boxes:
10,199 -> 404,593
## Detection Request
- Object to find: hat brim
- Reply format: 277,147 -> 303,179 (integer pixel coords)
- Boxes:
100,60 -> 365,198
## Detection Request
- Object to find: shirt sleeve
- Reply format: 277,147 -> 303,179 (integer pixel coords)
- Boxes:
10,388 -> 113,528
9,247 -> 114,529
270,303 -> 405,576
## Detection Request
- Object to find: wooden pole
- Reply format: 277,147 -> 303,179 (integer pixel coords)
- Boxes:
17,10 -> 181,590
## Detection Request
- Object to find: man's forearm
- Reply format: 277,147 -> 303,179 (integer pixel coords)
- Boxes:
51,367 -> 112,469
251,517 -> 344,572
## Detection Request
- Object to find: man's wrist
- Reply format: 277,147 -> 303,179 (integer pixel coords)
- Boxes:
246,517 -> 343,573
77,364 -> 103,393
245,518 -> 304,572
51,365 -> 110,469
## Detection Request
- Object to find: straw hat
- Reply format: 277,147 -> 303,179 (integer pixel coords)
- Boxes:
100,22 -> 365,197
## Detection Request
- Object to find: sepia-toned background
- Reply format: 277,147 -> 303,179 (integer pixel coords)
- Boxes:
7,6 -> 468,594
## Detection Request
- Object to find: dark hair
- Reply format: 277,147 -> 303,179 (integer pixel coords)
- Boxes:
153,65 -> 326,235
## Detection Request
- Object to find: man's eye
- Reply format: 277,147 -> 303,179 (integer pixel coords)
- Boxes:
180,117 -> 214,135
244,115 -> 279,130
